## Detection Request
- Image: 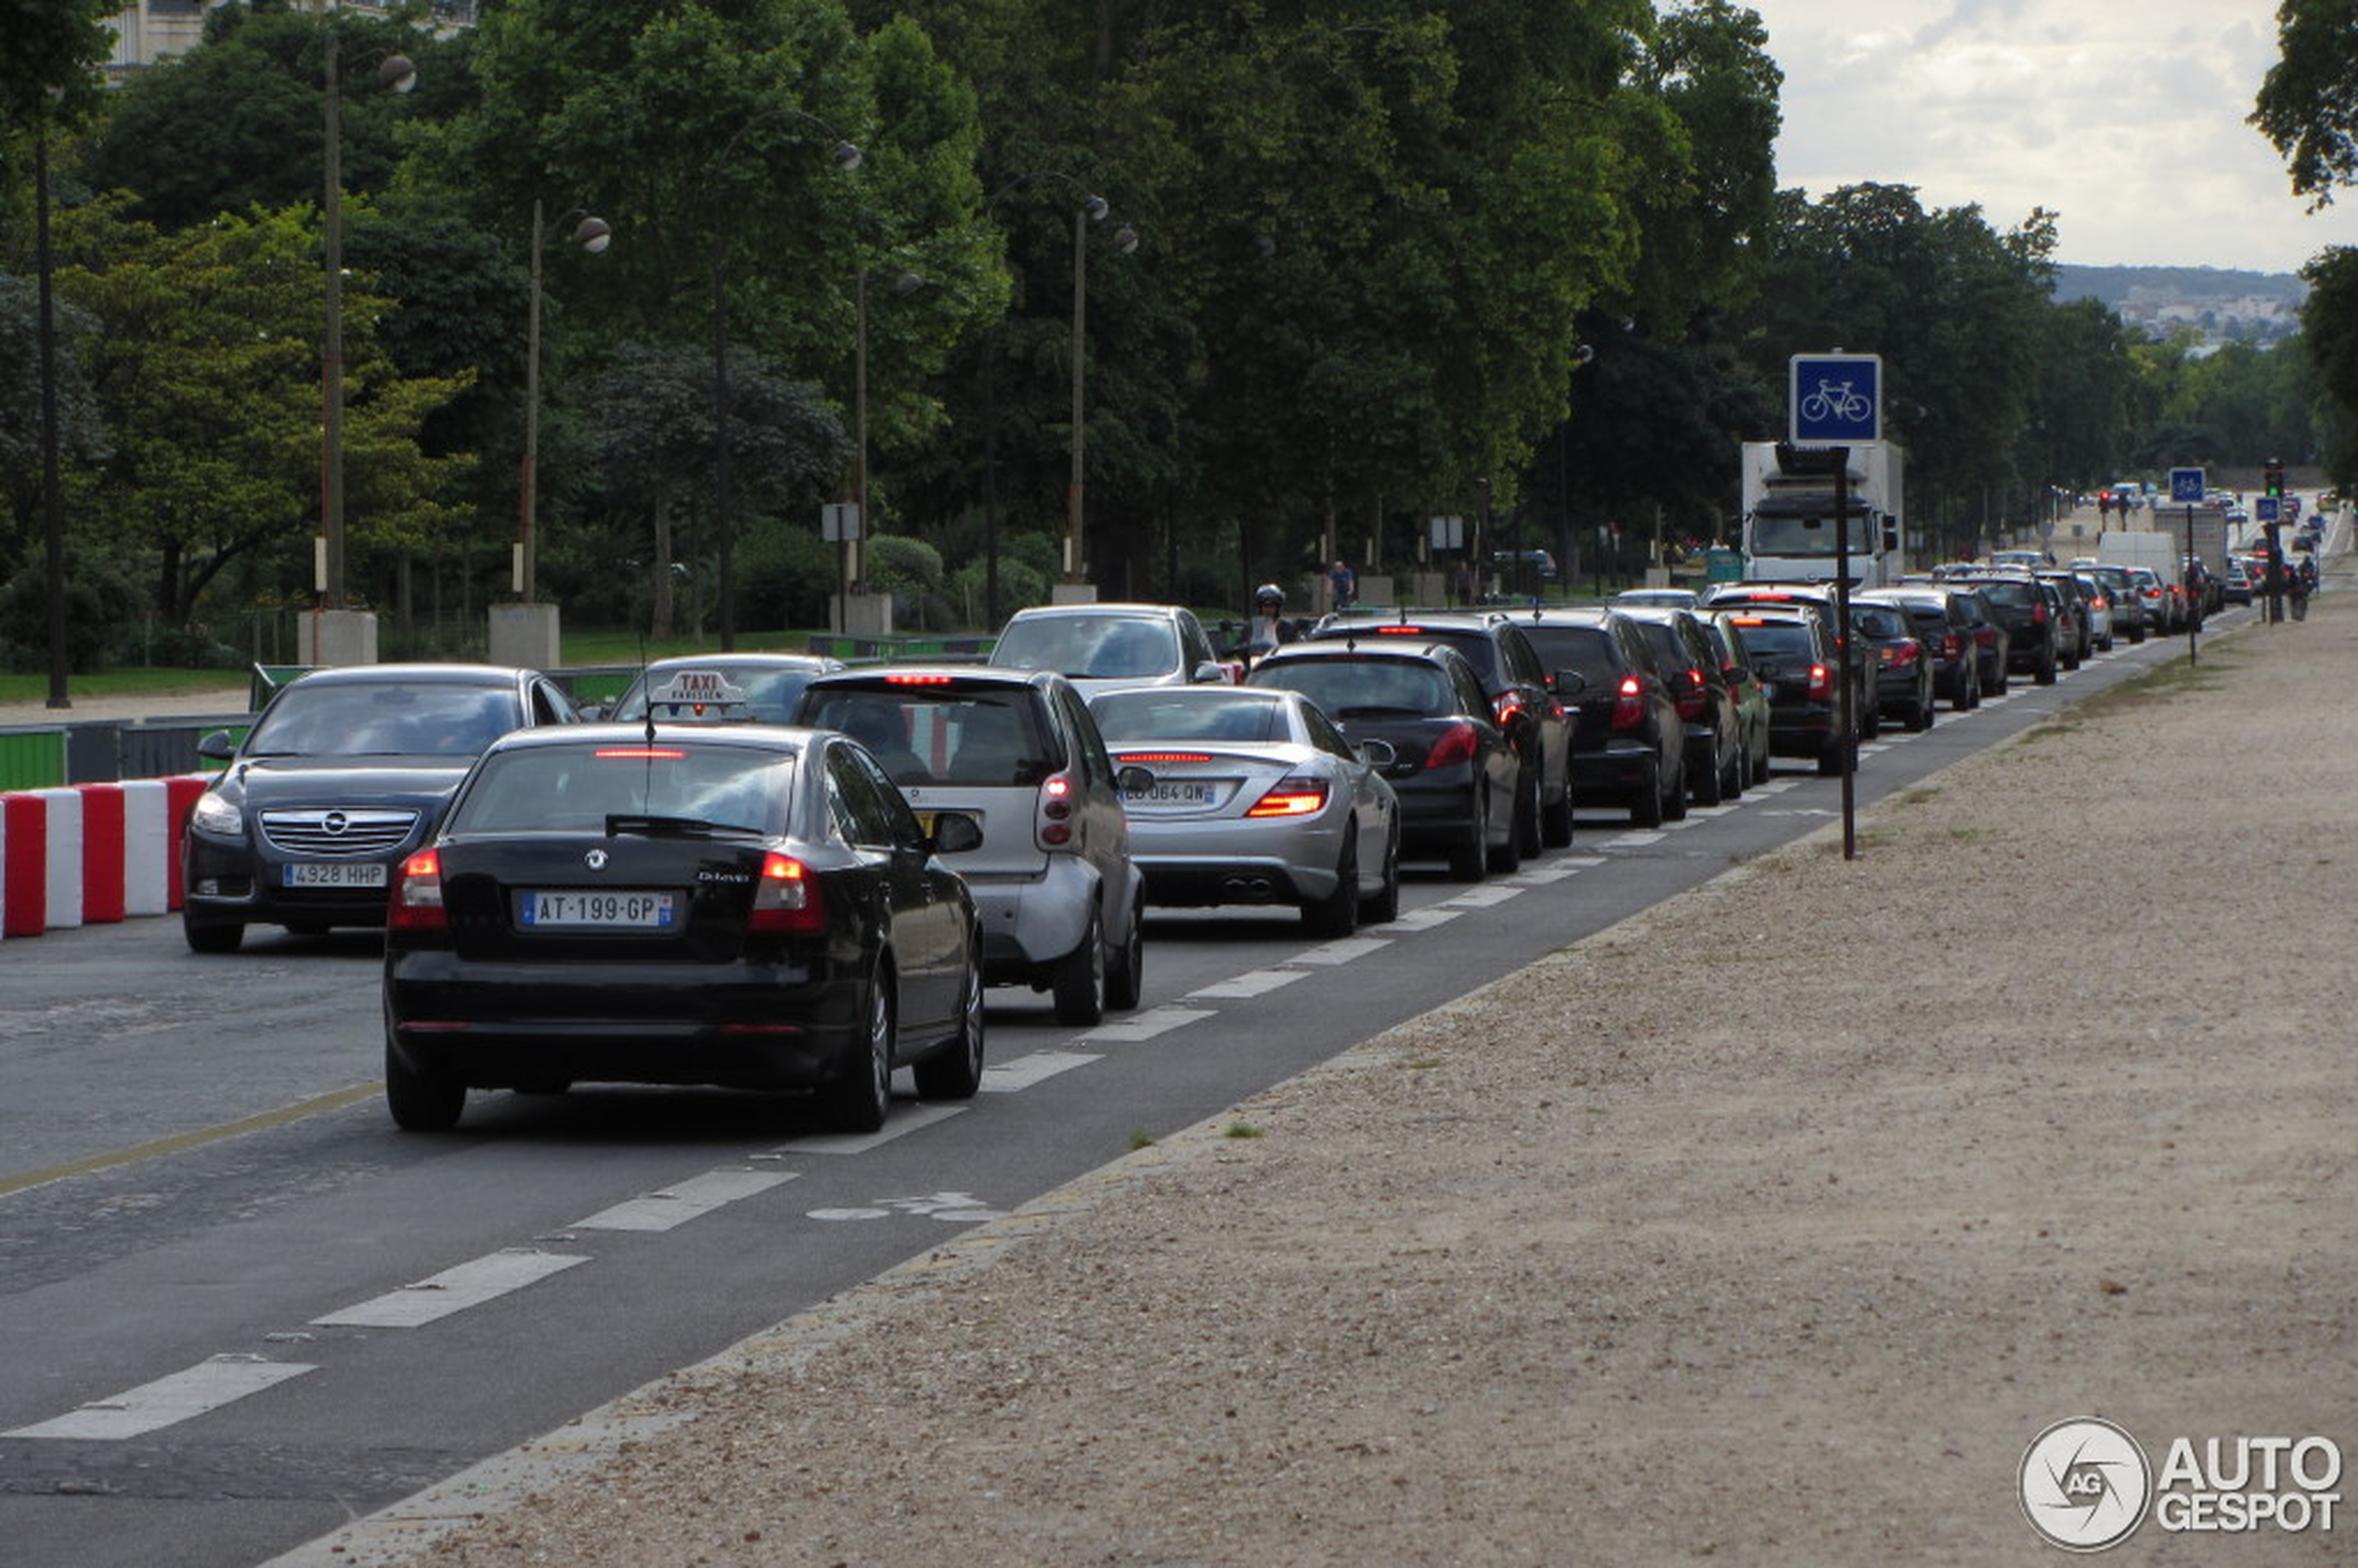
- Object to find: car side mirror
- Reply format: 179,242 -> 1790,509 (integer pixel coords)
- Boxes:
1548,669 -> 1587,697
575,702 -> 605,722
198,729 -> 237,762
1191,661 -> 1226,684
928,811 -> 983,855
1116,764 -> 1157,795
1356,738 -> 1397,769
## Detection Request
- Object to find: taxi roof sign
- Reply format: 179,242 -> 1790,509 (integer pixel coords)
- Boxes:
648,668 -> 749,719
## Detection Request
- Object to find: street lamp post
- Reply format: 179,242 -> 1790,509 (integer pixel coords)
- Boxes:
710,115 -> 860,651
844,265 -> 925,631
1063,197 -> 1137,590
34,116 -> 68,710
317,24 -> 412,661
519,201 -> 611,601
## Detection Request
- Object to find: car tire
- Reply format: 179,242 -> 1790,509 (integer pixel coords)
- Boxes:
1447,786 -> 1489,881
2036,652 -> 2057,685
820,964 -> 896,1133
1303,832 -> 1361,938
1486,772 -> 1524,875
1859,700 -> 1881,741
1052,914 -> 1106,1026
1512,766 -> 1543,859
1103,895 -> 1145,1012
1692,743 -> 1725,807
1719,744 -> 1743,801
1908,694 -> 1933,732
1360,824 -> 1401,926
185,916 -> 243,955
2129,626 -> 2146,644
1540,778 -> 1574,849
913,954 -> 985,1101
383,1032 -> 464,1134
1629,758 -> 1665,828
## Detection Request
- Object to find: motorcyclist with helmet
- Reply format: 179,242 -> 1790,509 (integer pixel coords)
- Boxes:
1245,582 -> 1297,664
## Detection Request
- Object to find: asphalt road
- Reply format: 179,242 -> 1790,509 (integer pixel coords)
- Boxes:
0,616 -> 2222,1568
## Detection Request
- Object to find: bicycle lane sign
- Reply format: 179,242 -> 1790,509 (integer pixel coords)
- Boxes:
1790,353 -> 1883,445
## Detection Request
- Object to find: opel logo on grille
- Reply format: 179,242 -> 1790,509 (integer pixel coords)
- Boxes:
585,849 -> 609,871
323,811 -> 348,836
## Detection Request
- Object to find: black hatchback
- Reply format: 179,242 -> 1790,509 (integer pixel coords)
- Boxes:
1616,606 -> 1745,806
1247,640 -> 1522,879
1719,611 -> 1848,776
1510,607 -> 1685,827
382,725 -> 986,1134
1303,611 -> 1574,852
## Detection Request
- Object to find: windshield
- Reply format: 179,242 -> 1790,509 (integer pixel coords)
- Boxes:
1519,626 -> 1618,688
451,744 -> 793,837
244,681 -> 517,758
991,616 -> 1180,680
1747,507 -> 1875,556
1092,691 -> 1286,744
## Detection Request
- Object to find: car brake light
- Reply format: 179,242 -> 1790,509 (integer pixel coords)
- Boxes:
1612,675 -> 1647,732
1888,641 -> 1921,668
1424,721 -> 1478,770
1942,632 -> 1962,661
2031,603 -> 2049,624
1806,664 -> 1834,703
1117,752 -> 1211,765
748,851 -> 826,934
1038,774 -> 1076,847
388,849 -> 447,932
884,673 -> 956,685
1374,625 -> 1426,635
1246,776 -> 1328,817
1674,667 -> 1706,720
594,746 -> 685,759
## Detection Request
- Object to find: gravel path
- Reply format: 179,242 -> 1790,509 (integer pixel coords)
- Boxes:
227,571 -> 2351,1567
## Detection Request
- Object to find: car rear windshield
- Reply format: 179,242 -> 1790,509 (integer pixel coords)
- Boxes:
1973,580 -> 2038,610
1728,621 -> 1816,660
450,744 -> 794,836
1849,605 -> 1911,639
609,667 -> 823,725
1250,657 -> 1455,719
244,681 -> 517,758
990,616 -> 1179,680
1518,626 -> 1619,687
1334,626 -> 1500,687
799,685 -> 1059,788
1630,621 -> 1697,675
1092,691 -> 1284,744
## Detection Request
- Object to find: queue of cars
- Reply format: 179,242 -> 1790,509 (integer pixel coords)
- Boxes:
182,567 -> 2181,1133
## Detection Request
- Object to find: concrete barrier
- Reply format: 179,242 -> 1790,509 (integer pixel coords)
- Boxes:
0,776 -> 208,940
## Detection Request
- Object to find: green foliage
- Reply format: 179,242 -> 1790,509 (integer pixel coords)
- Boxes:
2252,0 -> 2358,209
0,0 -> 114,134
0,561 -> 112,672
862,533 -> 942,593
0,272 -> 108,568
2302,247 -> 2358,480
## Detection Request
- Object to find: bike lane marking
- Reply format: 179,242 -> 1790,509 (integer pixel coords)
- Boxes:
572,1170 -> 799,1233
312,1249 -> 590,1329
6,1354 -> 316,1441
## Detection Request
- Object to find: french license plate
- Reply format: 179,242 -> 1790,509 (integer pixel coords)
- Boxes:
520,890 -> 677,930
1124,782 -> 1215,806
282,862 -> 386,888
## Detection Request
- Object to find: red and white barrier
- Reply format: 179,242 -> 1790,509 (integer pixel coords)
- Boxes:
0,775 -> 210,941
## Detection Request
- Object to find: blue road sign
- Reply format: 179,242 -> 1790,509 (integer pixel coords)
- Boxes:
2255,496 -> 2281,523
2169,467 -> 2206,504
1789,354 -> 1882,444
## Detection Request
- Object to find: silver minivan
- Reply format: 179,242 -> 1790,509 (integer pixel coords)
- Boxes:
986,603 -> 1235,697
795,667 -> 1146,1025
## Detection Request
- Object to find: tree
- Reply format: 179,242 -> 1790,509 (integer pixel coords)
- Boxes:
2300,247 -> 2358,482
2252,0 -> 2358,209
0,0 -> 112,136
0,273 -> 106,574
50,195 -> 473,628
582,341 -> 849,638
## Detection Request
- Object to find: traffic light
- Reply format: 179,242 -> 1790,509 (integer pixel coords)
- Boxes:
2265,459 -> 2285,499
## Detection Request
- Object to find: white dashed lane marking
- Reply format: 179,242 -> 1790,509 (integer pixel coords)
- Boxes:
311,1249 -> 590,1329
1078,1005 -> 1217,1043
6,1354 -> 314,1440
1289,936 -> 1391,965
980,1049 -> 1101,1092
1440,885 -> 1522,908
1187,968 -> 1309,1000
786,1103 -> 965,1153
1381,907 -> 1464,932
572,1170 -> 798,1233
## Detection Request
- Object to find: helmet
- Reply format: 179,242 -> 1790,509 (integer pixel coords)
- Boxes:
1254,582 -> 1285,609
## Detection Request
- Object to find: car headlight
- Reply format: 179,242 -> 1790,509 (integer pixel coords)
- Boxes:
190,792 -> 243,836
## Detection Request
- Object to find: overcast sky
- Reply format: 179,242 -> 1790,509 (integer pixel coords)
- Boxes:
1750,0 -> 2358,275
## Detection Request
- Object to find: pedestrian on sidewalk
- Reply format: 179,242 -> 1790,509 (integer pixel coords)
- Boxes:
2288,564 -> 2311,621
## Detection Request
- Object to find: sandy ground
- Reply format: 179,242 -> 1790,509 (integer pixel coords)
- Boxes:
210,567 -> 2344,1568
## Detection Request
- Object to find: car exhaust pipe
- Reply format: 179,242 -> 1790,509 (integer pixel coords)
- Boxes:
1222,875 -> 1277,901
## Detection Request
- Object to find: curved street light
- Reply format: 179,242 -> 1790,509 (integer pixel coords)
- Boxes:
519,202 -> 611,605
843,265 -> 926,633
318,29 -> 414,633
712,110 -> 860,649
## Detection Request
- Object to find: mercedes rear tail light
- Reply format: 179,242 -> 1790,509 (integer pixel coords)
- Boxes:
387,849 -> 447,932
1037,774 -> 1078,847
1424,721 -> 1479,771
1612,674 -> 1648,732
748,851 -> 827,934
1245,777 -> 1329,817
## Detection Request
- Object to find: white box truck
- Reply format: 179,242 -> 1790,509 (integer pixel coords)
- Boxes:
1738,440 -> 1906,588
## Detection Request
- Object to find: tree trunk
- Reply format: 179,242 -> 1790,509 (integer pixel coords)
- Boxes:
652,495 -> 675,639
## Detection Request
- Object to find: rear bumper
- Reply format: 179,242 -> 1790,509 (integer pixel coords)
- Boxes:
1571,741 -> 1658,800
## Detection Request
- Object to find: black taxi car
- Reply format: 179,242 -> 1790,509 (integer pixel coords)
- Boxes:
381,724 -> 985,1134
182,664 -> 578,953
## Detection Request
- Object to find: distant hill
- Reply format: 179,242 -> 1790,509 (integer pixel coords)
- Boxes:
2052,265 -> 2304,346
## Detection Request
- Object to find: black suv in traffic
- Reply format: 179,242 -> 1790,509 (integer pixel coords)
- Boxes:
1305,610 -> 1574,853
1939,569 -> 2058,684
1717,610 -> 1850,776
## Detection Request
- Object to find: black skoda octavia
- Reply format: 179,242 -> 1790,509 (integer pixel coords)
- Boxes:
380,724 -> 985,1134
